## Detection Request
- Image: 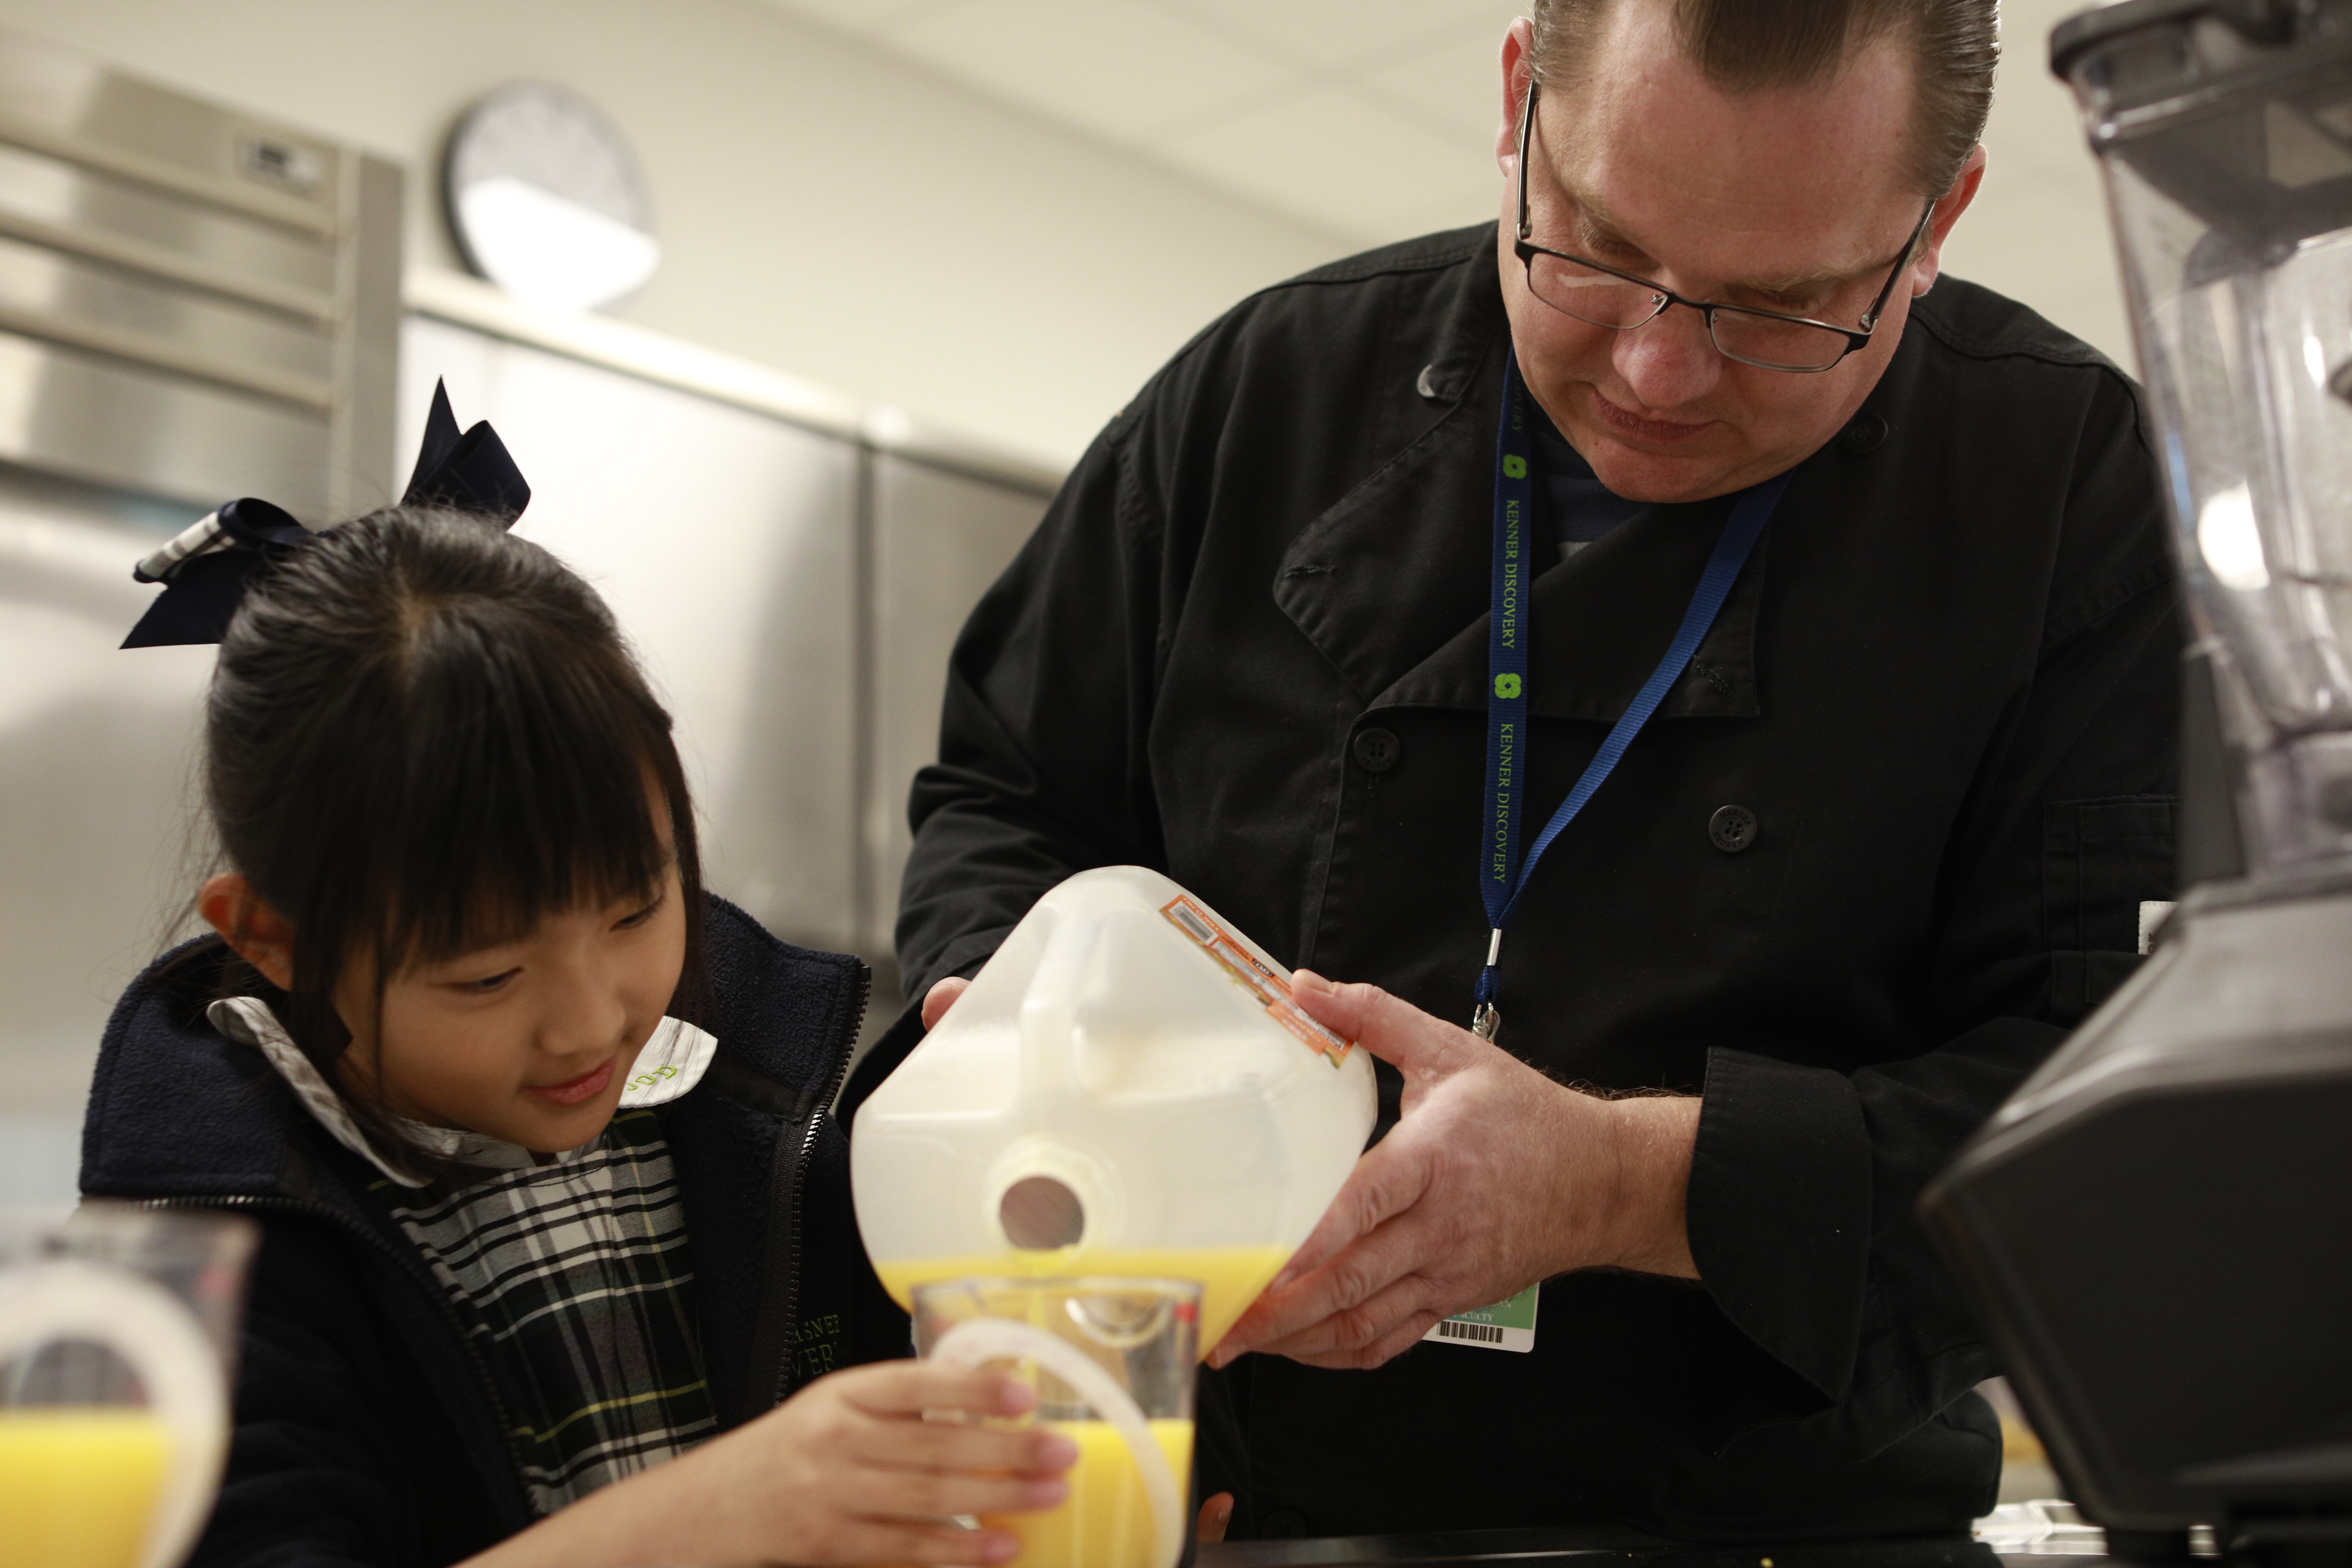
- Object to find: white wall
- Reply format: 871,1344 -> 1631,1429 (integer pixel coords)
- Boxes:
0,0 -> 1352,468
1,0 -> 2137,456
1941,0 -> 2134,374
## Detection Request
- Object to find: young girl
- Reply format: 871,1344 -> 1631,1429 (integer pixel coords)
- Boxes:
83,396 -> 1073,1568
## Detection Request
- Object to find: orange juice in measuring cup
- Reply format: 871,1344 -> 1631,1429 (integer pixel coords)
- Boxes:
916,1277 -> 1198,1568
0,1205 -> 254,1568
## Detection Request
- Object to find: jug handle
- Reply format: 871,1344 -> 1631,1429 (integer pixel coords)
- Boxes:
931,1317 -> 1183,1568
0,1259 -> 228,1568
1016,912 -> 1099,1105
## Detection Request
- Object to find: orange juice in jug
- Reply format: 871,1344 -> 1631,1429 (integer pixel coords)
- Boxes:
854,869 -> 1376,1358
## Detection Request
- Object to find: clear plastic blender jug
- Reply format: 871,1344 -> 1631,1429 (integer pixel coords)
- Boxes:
2058,0 -> 2352,872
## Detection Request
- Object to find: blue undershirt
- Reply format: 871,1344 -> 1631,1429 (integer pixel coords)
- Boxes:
1527,398 -> 1646,555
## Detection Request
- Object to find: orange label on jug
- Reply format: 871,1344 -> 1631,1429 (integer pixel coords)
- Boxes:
1159,895 -> 1352,1068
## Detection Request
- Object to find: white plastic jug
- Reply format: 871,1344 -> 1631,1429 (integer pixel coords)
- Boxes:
853,867 -> 1377,1353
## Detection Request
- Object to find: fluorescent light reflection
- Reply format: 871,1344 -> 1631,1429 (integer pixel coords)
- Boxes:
456,176 -> 660,313
2198,483 -> 2271,592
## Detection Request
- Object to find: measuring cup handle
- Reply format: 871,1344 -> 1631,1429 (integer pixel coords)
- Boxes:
931,1317 -> 1184,1568
0,1260 -> 229,1568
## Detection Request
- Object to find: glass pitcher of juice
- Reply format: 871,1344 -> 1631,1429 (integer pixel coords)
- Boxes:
856,867 -> 1377,1356
0,1204 -> 255,1568
916,1276 -> 1199,1568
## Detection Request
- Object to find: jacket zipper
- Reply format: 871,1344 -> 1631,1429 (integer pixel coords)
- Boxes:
138,1191 -> 535,1522
769,963 -> 870,1407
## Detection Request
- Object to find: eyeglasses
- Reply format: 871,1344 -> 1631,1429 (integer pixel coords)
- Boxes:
1512,80 -> 1934,374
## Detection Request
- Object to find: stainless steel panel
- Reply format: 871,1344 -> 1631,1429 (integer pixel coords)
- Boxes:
401,315 -> 863,953
0,28 -> 340,234
331,154 -> 403,517
0,27 -> 397,521
0,331 -> 331,514
866,454 -> 1049,966
0,232 -> 334,402
0,467 -> 210,1204
0,141 -> 335,314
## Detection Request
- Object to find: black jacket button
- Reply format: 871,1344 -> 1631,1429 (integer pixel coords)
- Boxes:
1709,804 -> 1759,853
1842,412 -> 1888,454
1352,727 -> 1401,773
1262,1509 -> 1309,1538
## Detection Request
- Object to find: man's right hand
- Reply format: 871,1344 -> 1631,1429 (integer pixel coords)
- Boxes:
922,975 -> 971,1029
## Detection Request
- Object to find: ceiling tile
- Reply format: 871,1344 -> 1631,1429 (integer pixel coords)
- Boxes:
1156,0 -> 1518,74
1358,22 -> 1511,144
887,0 -> 1296,142
1157,85 -> 1500,246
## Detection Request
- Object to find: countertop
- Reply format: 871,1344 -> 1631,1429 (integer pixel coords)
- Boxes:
1195,1505 -> 2163,1568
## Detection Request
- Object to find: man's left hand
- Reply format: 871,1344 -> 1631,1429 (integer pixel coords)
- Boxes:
1209,971 -> 1703,1371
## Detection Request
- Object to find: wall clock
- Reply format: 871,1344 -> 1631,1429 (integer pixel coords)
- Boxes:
443,83 -> 658,313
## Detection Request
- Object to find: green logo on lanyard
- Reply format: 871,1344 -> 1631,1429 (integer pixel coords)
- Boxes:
1493,673 -> 1522,699
1502,454 -> 1528,479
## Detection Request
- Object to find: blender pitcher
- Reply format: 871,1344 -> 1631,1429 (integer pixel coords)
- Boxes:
1920,5 -> 2352,1552
2063,0 -> 2352,872
0,1204 -> 255,1568
916,1276 -> 1200,1568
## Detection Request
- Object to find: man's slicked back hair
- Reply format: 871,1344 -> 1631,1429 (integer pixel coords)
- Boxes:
1528,0 -> 1998,198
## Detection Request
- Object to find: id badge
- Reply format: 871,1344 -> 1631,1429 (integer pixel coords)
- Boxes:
1422,1281 -> 1539,1353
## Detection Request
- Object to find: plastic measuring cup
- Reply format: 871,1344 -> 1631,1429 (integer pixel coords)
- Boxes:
916,1276 -> 1199,1568
0,1204 -> 255,1568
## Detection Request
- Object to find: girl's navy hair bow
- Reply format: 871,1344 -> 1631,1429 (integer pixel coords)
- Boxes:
121,380 -> 531,649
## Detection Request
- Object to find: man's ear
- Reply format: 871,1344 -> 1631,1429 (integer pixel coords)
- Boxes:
1912,144 -> 1988,298
1497,18 -> 1536,177
199,874 -> 296,991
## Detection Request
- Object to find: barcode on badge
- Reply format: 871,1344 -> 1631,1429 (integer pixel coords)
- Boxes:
1434,1320 -> 1503,1344
1422,1282 -> 1539,1353
1159,895 -> 1352,1068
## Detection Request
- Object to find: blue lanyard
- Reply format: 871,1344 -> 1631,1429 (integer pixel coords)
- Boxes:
1474,351 -> 1791,1040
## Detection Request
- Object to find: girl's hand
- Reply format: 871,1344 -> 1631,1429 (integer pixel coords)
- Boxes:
704,1361 -> 1075,1565
466,1361 -> 1075,1568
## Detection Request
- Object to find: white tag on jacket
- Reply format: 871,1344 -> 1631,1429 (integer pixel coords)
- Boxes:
618,1016 -> 718,1106
2138,900 -> 2177,956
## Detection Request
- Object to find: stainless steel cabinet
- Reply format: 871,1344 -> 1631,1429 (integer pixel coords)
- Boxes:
401,320 -> 1052,992
0,300 -> 1052,1205
0,471 -> 209,1203
865,454 -> 1048,971
402,316 -> 862,955
0,24 -> 400,1206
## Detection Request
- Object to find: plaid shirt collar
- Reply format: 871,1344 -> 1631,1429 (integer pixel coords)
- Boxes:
207,996 -> 719,1188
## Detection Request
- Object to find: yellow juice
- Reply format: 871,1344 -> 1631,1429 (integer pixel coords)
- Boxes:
989,1418 -> 1193,1568
0,1409 -> 173,1568
877,1244 -> 1292,1355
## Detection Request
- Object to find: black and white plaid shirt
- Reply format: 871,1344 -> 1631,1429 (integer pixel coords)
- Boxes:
212,999 -> 724,1513
386,1109 -> 719,1511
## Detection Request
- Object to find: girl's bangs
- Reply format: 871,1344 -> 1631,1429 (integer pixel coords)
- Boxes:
371,607 -> 689,972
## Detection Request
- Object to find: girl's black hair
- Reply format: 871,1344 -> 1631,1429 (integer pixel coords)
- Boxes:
201,504 -> 704,1180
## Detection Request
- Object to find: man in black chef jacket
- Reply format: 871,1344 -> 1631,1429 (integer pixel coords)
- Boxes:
860,0 -> 2180,1543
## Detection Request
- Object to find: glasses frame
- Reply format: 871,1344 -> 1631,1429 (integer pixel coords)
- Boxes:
1512,80 -> 1936,374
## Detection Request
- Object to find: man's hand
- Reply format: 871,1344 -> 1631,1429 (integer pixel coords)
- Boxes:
922,975 -> 969,1030
1209,971 -> 1702,1371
